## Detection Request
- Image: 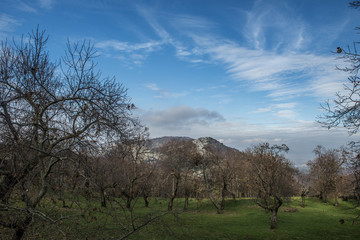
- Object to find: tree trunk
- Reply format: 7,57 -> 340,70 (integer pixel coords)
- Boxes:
231,192 -> 236,201
208,194 -> 223,214
100,188 -> 106,208
301,194 -> 306,208
13,229 -> 26,240
270,209 -> 278,229
12,216 -> 32,240
319,191 -> 323,200
143,195 -> 149,207
220,196 -> 225,211
0,175 -> 17,204
168,197 -> 174,211
220,180 -> 227,211
335,195 -> 339,207
168,176 -> 179,211
202,169 -> 222,214
184,195 -> 189,210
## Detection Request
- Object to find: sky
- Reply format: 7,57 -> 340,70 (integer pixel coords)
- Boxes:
1,0 -> 360,166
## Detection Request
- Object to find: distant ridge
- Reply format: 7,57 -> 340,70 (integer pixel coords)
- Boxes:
148,136 -> 238,155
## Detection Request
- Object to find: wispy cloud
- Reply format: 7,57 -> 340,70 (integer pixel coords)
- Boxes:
16,1 -> 38,13
276,110 -> 297,119
169,14 -> 217,31
96,39 -> 164,65
98,1 -> 346,100
187,35 -> 343,100
144,83 -> 187,99
274,102 -> 297,109
252,107 -> 272,114
145,83 -> 161,91
137,6 -> 207,63
0,14 -> 21,38
252,102 -> 298,118
136,1 -> 344,101
96,40 -> 163,52
38,0 -> 55,9
242,0 -> 310,51
12,0 -> 55,14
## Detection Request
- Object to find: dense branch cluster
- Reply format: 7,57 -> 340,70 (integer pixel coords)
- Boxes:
0,29 -> 139,239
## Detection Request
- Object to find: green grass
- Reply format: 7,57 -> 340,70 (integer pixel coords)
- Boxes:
132,197 -> 360,240
3,197 -> 360,239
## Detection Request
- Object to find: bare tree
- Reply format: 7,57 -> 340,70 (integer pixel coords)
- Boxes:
196,145 -> 242,214
247,143 -> 297,229
307,145 -> 346,205
319,2 -> 360,134
296,171 -> 311,208
347,146 -> 360,202
318,0 -> 360,208
115,127 -> 154,209
84,150 -> 124,207
0,28 -> 136,239
158,139 -> 198,211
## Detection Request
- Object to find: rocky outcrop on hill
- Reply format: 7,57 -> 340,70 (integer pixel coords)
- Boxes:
146,136 -> 238,161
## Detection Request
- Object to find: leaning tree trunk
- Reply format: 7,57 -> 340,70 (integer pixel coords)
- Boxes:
209,194 -> 223,214
168,175 -> 179,211
202,169 -> 223,214
220,180 -> 227,211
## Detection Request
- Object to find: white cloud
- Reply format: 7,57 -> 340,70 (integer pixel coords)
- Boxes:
276,110 -> 297,119
144,83 -> 187,99
170,14 -> 217,31
274,102 -> 297,109
137,1 -> 345,101
145,83 -> 161,91
96,39 -> 165,65
96,40 -> 163,52
97,1 -> 347,100
242,0 -> 310,51
252,103 -> 298,114
187,35 -> 344,100
252,107 -> 272,114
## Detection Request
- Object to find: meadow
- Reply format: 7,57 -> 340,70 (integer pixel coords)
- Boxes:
132,197 -> 360,240
2,197 -> 360,240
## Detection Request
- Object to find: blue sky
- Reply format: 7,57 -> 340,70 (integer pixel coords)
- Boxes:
2,0 -> 360,166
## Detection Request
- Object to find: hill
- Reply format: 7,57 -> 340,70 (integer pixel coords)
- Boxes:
147,136 -> 239,159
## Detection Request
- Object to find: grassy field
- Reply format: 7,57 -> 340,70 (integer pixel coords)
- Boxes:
2,197 -> 360,239
131,197 -> 360,240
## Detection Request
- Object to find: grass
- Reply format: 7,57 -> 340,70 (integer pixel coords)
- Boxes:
3,197 -> 360,239
133,197 -> 360,240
